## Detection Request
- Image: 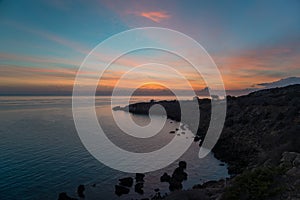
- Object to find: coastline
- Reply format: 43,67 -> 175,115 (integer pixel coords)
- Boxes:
116,84 -> 300,199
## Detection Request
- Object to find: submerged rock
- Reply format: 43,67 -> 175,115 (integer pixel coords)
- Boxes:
58,192 -> 77,200
77,185 -> 85,198
115,185 -> 130,196
119,177 -> 133,187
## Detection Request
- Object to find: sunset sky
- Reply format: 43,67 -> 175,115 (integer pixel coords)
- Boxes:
0,0 -> 299,95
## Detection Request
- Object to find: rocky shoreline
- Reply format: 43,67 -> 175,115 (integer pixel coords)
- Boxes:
116,84 -> 300,200
58,85 -> 299,200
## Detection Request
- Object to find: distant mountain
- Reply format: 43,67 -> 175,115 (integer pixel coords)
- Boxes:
257,77 -> 300,89
222,77 -> 300,96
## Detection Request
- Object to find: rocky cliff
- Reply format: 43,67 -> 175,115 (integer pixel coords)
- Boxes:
120,84 -> 300,200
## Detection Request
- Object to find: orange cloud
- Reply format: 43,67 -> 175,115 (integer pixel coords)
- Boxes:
139,11 -> 170,23
212,46 -> 300,89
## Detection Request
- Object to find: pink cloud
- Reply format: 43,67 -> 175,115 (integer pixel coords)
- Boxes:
139,11 -> 170,23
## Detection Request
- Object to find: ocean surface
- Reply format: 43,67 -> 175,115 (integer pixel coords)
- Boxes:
0,96 -> 228,200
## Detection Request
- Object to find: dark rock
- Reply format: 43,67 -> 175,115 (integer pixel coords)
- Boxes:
125,85 -> 300,175
119,177 -> 133,187
153,191 -> 162,199
122,84 -> 300,198
77,185 -> 85,198
169,131 -> 175,134
58,192 -> 77,200
160,173 -> 171,182
115,185 -> 130,196
172,167 -> 187,182
112,106 -> 122,111
194,136 -> 201,142
167,161 -> 189,191
169,177 -> 183,191
178,161 -> 187,169
134,182 -> 144,194
135,173 -> 145,182
201,180 -> 219,188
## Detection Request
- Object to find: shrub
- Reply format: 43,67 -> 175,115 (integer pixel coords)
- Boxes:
222,167 -> 285,200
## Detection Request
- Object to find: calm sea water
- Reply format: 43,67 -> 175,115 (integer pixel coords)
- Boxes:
0,96 -> 228,200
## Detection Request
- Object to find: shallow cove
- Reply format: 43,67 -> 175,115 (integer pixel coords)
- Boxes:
0,96 -> 228,200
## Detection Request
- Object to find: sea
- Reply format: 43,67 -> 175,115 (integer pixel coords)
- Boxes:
0,96 -> 228,200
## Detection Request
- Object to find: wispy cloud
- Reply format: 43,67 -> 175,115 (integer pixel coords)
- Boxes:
3,20 -> 90,55
0,52 -> 78,67
138,11 -> 170,23
213,44 -> 300,89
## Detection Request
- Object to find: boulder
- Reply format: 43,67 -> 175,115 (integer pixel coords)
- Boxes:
172,167 -> 187,182
179,161 -> 187,169
115,185 -> 130,196
281,152 -> 298,163
286,167 -> 300,177
119,177 -> 133,187
134,182 -> 144,194
160,173 -> 171,182
280,152 -> 300,168
58,192 -> 77,200
194,136 -> 201,142
293,155 -> 300,167
169,177 -> 183,191
77,185 -> 85,198
135,173 -> 145,182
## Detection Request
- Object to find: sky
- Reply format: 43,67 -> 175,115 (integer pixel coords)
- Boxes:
0,0 -> 299,95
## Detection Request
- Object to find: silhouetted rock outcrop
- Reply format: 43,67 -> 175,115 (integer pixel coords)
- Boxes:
119,177 -> 133,187
159,161 -> 188,192
160,173 -> 171,182
123,85 -> 300,175
120,84 -> 300,199
77,185 -> 85,198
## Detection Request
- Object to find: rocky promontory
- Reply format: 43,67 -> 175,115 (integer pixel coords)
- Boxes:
117,84 -> 300,199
